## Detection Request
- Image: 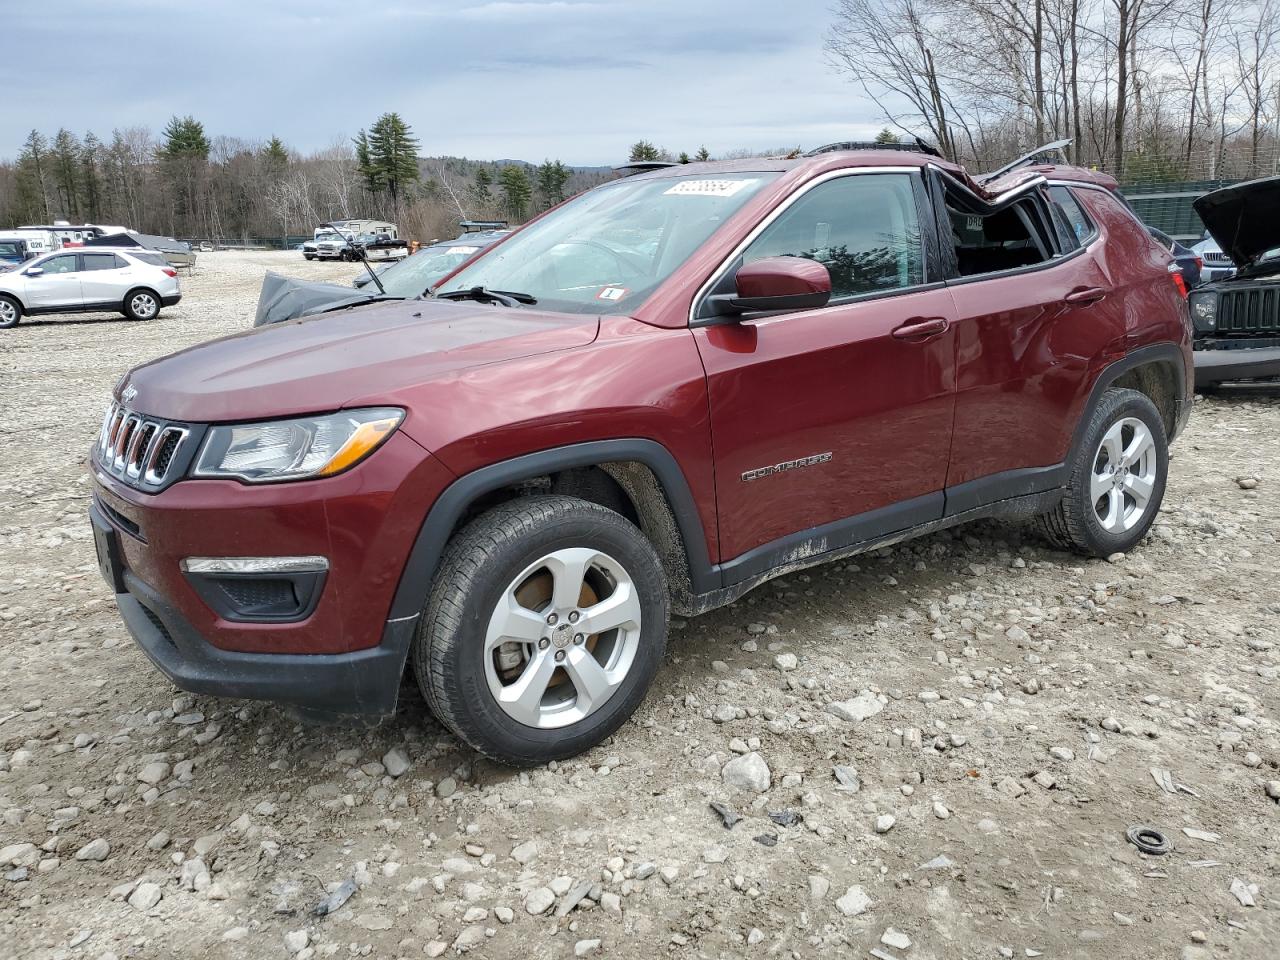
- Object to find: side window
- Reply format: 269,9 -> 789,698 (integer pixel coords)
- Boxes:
948,200 -> 1052,276
1048,186 -> 1095,244
40,254 -> 79,275
740,173 -> 925,300
82,253 -> 122,271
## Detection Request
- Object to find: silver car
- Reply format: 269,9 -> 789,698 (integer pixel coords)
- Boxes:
0,248 -> 182,329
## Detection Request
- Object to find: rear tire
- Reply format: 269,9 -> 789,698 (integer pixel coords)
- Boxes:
0,295 -> 21,329
123,288 -> 161,321
1039,387 -> 1168,556
413,495 -> 669,765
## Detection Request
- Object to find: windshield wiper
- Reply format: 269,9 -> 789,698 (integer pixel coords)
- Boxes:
436,286 -> 537,307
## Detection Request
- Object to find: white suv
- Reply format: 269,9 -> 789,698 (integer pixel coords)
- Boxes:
0,248 -> 182,329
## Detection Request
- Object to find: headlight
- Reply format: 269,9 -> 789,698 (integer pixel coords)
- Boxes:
193,408 -> 404,483
1188,291 -> 1217,332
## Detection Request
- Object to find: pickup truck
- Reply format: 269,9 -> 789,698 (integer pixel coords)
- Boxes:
315,232 -> 409,263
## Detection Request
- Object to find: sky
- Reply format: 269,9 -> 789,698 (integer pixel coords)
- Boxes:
0,0 -> 884,165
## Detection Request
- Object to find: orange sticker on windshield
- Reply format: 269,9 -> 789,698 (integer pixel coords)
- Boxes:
597,286 -> 628,302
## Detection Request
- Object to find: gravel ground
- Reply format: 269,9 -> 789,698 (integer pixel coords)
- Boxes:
0,251 -> 1277,960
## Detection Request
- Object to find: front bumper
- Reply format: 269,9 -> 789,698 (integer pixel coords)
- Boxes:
88,431 -> 455,716
1194,344 -> 1280,386
102,526 -> 415,717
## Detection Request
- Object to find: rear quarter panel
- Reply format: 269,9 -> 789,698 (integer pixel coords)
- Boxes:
1075,186 -> 1194,404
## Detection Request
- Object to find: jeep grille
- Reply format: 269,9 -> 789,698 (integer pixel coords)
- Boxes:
1217,287 -> 1280,336
96,402 -> 192,490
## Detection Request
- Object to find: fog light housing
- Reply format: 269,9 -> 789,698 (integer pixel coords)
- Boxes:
181,556 -> 328,622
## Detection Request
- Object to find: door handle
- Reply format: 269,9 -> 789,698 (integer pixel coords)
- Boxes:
1064,287 -> 1107,306
892,317 -> 949,340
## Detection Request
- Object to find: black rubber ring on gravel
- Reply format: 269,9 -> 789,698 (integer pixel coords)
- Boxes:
1125,824 -> 1171,855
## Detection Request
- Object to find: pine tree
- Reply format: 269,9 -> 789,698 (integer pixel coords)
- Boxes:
629,140 -> 661,162
678,152 -> 691,164
262,136 -> 289,179
157,116 -> 210,236
15,130 -> 52,223
353,130 -> 378,193
499,165 -> 533,221
695,146 -> 711,162
874,128 -> 900,144
535,159 -> 570,209
80,133 -> 104,222
51,129 -> 82,219
157,115 -> 210,160
361,112 -> 420,205
468,166 -> 493,213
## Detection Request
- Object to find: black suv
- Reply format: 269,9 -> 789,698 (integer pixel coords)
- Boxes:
1187,177 -> 1280,388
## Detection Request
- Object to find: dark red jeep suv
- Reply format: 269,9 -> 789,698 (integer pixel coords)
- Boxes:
90,150 -> 1193,764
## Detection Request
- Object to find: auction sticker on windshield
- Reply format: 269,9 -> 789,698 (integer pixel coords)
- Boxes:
596,286 -> 628,302
446,246 -> 480,255
663,179 -> 757,197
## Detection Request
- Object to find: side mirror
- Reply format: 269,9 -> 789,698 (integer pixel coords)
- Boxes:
23,266 -> 43,277
709,256 -> 831,316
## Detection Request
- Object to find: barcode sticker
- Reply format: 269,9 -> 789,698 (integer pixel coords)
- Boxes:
663,179 -> 756,197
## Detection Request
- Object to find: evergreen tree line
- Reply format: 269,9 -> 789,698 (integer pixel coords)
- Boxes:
0,112 -> 609,242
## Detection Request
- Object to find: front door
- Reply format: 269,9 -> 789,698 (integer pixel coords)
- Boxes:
24,253 -> 83,308
692,171 -> 957,570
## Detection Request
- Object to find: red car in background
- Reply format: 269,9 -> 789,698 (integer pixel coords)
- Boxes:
91,146 -> 1192,764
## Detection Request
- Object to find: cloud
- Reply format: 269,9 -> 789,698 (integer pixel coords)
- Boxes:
0,0 -> 880,165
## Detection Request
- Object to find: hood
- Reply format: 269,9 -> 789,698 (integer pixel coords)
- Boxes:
1193,176 -> 1280,267
254,272 -> 383,326
122,298 -> 600,422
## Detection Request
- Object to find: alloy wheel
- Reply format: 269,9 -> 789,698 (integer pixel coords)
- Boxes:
1090,417 -> 1158,534
483,547 -> 642,729
131,293 -> 157,318
0,301 -> 15,324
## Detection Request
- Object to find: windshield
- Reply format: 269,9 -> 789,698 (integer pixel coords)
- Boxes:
381,244 -> 489,297
0,241 -> 23,258
435,172 -> 778,314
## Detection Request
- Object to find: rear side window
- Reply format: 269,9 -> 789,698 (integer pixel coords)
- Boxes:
82,253 -> 123,271
740,173 -> 925,300
1048,186 -> 1096,245
131,252 -> 168,267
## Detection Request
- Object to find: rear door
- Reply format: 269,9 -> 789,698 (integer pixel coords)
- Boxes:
692,170 -> 957,567
943,184 -> 1123,503
24,253 -> 83,308
79,252 -> 130,305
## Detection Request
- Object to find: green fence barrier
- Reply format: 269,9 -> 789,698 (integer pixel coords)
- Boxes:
1121,180 -> 1238,242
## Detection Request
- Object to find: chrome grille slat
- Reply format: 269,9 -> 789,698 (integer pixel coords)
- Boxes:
95,403 -> 191,490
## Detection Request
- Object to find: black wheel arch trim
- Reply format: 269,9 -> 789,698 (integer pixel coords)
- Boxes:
386,438 -> 718,621
1071,343 -> 1190,457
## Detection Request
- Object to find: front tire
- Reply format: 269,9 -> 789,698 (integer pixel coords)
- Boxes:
413,496 -> 669,765
123,288 -> 161,321
0,295 -> 21,329
1039,387 -> 1168,556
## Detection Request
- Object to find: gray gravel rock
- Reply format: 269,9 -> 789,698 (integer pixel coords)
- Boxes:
721,752 -> 772,793
73,838 -> 110,861
835,885 -> 873,916
524,886 -> 556,915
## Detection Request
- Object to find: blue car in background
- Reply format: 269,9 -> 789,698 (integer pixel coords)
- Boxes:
0,237 -> 35,269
